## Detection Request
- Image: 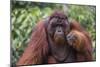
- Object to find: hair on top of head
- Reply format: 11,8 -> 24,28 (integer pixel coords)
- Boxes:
49,10 -> 68,20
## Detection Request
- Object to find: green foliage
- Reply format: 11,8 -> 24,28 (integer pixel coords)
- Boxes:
67,5 -> 96,41
11,1 -> 96,65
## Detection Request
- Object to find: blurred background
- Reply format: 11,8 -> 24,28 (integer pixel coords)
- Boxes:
11,1 -> 96,65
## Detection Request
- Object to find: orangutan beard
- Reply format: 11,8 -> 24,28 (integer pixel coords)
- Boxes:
53,34 -> 66,45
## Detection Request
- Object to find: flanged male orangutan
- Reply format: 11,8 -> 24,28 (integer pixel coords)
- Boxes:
17,11 -> 93,66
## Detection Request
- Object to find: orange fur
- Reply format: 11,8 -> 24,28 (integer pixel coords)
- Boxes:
17,13 -> 93,65
17,21 -> 49,65
68,21 -> 93,61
